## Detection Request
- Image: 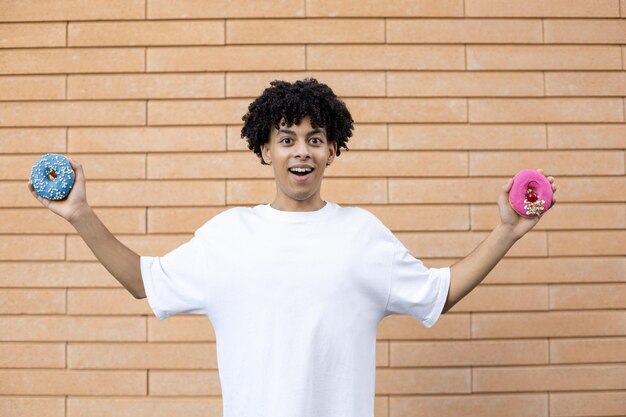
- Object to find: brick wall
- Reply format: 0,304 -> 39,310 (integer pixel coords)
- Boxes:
1,1 -> 625,416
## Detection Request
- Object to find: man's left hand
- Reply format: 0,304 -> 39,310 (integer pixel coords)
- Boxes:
498,168 -> 557,240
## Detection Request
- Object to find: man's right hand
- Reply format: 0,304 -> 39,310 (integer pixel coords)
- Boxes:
27,157 -> 89,224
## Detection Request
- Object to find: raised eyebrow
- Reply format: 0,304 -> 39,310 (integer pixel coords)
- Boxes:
277,128 -> 326,137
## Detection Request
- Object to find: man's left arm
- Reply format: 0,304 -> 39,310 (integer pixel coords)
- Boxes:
442,169 -> 557,314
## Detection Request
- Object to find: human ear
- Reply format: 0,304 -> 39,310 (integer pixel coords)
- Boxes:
261,142 -> 271,165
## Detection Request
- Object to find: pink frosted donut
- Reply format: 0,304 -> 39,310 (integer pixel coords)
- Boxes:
508,169 -> 553,218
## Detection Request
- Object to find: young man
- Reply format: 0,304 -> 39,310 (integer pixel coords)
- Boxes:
28,78 -> 556,417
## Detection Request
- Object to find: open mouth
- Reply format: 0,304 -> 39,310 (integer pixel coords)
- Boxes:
288,167 -> 315,181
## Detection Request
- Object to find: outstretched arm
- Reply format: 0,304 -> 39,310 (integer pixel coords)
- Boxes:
442,169 -> 557,314
28,158 -> 145,299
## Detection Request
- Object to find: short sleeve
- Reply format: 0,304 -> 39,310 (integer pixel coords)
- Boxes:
140,235 -> 209,321
384,239 -> 451,328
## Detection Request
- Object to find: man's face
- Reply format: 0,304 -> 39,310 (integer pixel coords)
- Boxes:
261,115 -> 337,211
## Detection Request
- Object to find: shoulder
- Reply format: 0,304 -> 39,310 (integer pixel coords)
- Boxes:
194,206 -> 252,237
337,205 -> 394,236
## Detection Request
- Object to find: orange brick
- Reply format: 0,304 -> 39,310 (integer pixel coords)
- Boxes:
465,0 -> 620,17
0,127 -> 66,153
226,178 -> 387,205
0,343 -> 65,368
452,284 -> 549,312
65,153 -> 145,179
0,316 -> 145,341
344,98 -> 467,123
69,20 -> 224,46
150,370 -> 221,395
467,45 -> 622,70
389,124 -> 546,150
544,19 -> 626,44
550,283 -> 626,310
550,175 -> 626,202
67,234 -> 191,261
469,98 -> 623,123
148,0 -> 303,18
306,0 -> 463,17
547,124 -> 626,149
336,150 -> 467,176
545,71 -> 626,96
0,261 -> 114,288
0,235 -> 64,260
67,397 -> 220,417
147,45 -> 305,72
0,48 -> 145,75
0,75 -> 65,100
378,313 -> 470,340
0,23 -> 65,47
68,288 -> 151,315
364,204 -> 469,231
229,123 -> 388,151
0,101 -> 145,127
387,19 -> 542,43
69,126 -> 226,152
396,230 -> 546,258
551,391 -> 626,417
473,364 -> 626,392
551,337 -> 626,364
0,397 -> 64,417
482,257 -> 626,284
227,18 -> 384,44
391,339 -> 548,367
81,180 -> 225,207
148,99 -> 250,125
472,311 -> 626,338
147,207 -> 228,233
469,150 -> 624,175
0,289 -> 65,314
226,71 -> 386,98
147,152 -> 266,179
389,177 -> 519,204
387,71 -> 544,97
548,230 -> 626,256
0,0 -> 144,22
376,368 -> 470,394
0,208 -> 145,234
471,203 -> 626,231
390,394 -> 547,417
0,369 -> 145,395
148,316 -> 216,342
307,45 -> 465,70
68,73 -> 225,99
67,342 -> 216,369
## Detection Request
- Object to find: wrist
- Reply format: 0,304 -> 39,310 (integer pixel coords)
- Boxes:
495,223 -> 520,245
68,204 -> 93,226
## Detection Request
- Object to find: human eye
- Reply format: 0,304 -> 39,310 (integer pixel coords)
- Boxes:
279,137 -> 291,144
310,137 -> 322,144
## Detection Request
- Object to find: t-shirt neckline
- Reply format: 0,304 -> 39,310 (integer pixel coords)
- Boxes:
258,200 -> 334,222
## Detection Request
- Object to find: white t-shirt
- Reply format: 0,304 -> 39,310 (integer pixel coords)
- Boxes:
140,201 -> 450,417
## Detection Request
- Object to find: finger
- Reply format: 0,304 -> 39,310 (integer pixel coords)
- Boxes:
66,157 -> 84,181
503,177 -> 513,192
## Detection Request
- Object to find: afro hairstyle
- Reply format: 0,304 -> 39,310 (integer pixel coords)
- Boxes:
240,78 -> 354,165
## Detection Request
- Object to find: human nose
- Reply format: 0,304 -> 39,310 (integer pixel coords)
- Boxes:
293,138 -> 311,159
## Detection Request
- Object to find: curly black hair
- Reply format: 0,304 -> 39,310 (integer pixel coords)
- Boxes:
241,78 -> 354,165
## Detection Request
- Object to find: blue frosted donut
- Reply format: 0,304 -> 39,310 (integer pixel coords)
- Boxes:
30,153 -> 75,200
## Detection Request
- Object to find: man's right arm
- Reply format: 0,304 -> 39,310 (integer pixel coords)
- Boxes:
28,157 -> 146,299
70,206 -> 146,299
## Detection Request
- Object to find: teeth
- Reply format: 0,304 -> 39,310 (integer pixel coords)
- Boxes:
290,167 -> 312,173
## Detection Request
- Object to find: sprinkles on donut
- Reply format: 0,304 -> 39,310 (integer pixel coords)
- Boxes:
30,153 -> 76,200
